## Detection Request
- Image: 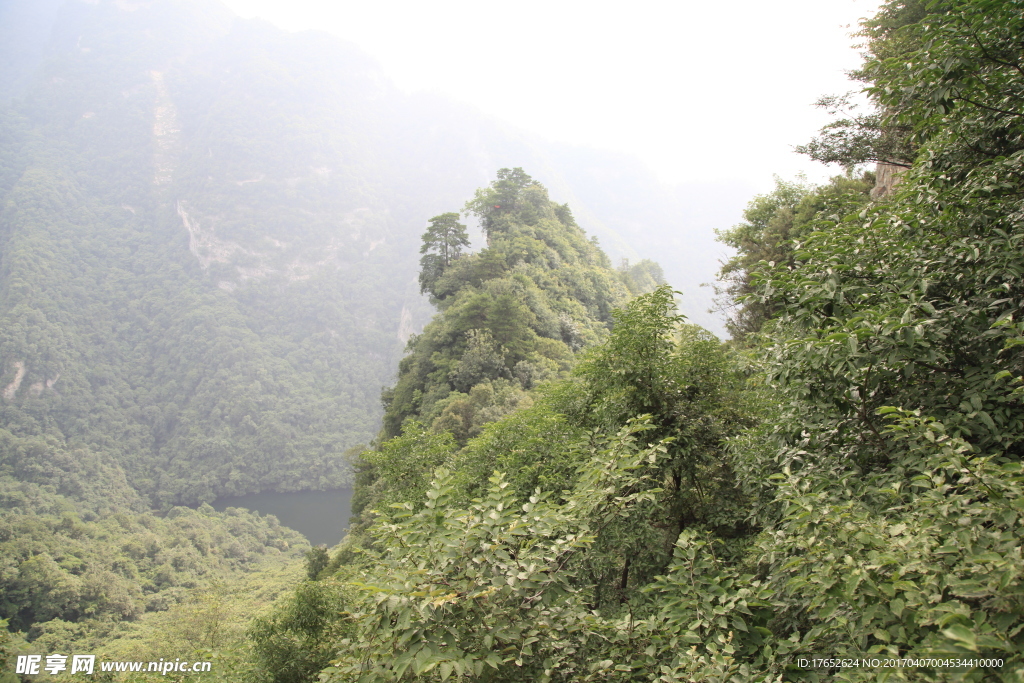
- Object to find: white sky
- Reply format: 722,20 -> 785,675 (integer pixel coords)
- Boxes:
219,0 -> 879,194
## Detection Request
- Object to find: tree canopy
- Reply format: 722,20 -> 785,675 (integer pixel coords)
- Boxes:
256,1 -> 1024,680
418,213 -> 470,298
9,0 -> 1024,679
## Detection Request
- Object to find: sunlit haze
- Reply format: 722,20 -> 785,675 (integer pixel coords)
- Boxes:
219,0 -> 880,194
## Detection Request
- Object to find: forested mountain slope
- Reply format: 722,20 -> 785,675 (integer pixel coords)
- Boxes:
0,0 -> 407,507
350,169 -> 664,534
380,169 -> 657,442
0,0 -> 684,664
0,0 -> 717,512
256,0 -> 1024,680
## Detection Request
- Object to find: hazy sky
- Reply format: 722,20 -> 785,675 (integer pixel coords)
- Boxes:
219,0 -> 879,194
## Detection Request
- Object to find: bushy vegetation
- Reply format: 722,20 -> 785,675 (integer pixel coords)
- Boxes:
0,504 -> 304,632
378,168 -> 660,444
253,0 -> 1024,680
6,0 -> 1024,680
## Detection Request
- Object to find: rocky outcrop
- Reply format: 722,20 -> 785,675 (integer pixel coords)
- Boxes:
2,361 -> 26,400
871,162 -> 905,200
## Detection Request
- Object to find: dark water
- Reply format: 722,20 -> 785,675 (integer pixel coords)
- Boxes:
212,489 -> 354,547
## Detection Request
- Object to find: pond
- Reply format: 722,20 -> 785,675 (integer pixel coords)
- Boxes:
212,489 -> 354,547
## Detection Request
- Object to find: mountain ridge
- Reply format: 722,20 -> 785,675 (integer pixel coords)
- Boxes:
0,0 -> 732,511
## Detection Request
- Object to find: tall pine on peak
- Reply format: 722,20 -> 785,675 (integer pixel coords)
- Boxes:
380,168 -> 663,443
418,212 -> 470,297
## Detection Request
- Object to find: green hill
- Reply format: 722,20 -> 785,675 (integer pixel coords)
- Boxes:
0,0 -> 714,512
250,0 -> 1024,680
0,0 -> 684,662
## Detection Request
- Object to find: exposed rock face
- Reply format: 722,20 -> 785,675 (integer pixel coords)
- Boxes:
871,162 -> 905,200
2,361 -> 25,400
176,199 -> 389,286
397,304 -> 416,342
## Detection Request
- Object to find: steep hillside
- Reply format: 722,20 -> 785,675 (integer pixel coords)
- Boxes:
0,0 -> 681,660
248,0 -> 1024,679
347,169 -> 665,540
0,0 -> 719,513
381,169 -> 648,441
0,0 -> 414,507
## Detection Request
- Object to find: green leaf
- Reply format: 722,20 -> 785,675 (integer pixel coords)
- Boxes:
942,624 -> 978,651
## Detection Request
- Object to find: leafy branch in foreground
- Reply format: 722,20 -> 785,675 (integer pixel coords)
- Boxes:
324,418 -> 668,683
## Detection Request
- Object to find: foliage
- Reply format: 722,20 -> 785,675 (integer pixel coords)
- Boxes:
795,0 -> 931,170
0,503 -> 305,633
304,547 -> 331,581
248,578 -> 355,683
324,418 -> 670,683
714,174 -> 873,340
289,288 -> 749,681
863,0 -> 1024,184
723,0 -> 1024,677
418,213 -> 470,298
379,168 -> 635,442
355,424 -> 458,520
795,94 -> 918,169
0,618 -> 28,683
303,1 -> 1024,681
756,412 -> 1024,674
463,168 -> 537,242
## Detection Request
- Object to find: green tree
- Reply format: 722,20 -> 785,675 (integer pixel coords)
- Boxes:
418,213 -> 470,298
249,579 -> 354,683
714,173 -> 874,340
0,618 -> 26,683
463,167 -> 537,241
795,0 -> 932,170
714,176 -> 813,339
304,546 -> 330,581
864,0 -> 1024,175
795,93 -> 918,169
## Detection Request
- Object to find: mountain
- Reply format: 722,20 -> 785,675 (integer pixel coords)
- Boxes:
0,0 -> 735,512
250,0 -> 1024,679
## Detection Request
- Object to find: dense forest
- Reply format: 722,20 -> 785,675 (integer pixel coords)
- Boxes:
248,0 -> 1024,680
4,0 -> 1024,680
0,0 -> 683,677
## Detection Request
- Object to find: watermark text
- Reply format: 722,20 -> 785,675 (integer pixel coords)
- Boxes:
15,654 -> 212,676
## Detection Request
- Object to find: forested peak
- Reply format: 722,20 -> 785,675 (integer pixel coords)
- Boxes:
463,167 -> 580,241
421,168 -> 618,308
277,1 -> 1024,678
379,168 -> 657,445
